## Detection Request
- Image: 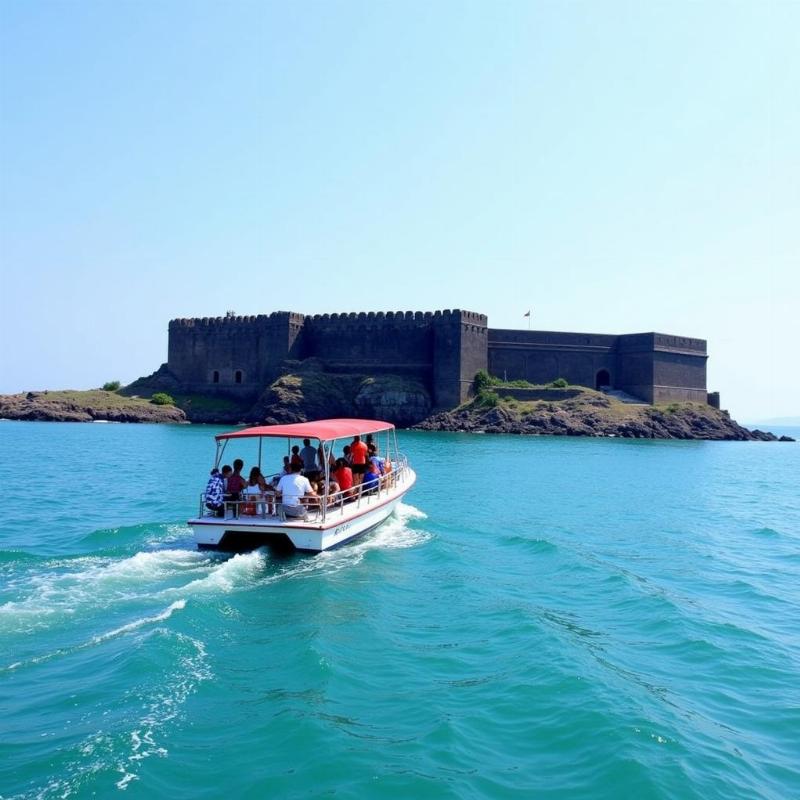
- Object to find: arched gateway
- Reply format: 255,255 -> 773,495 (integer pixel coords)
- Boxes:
595,369 -> 611,390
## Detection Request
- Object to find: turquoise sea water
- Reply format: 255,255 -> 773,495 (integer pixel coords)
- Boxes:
1,421 -> 799,799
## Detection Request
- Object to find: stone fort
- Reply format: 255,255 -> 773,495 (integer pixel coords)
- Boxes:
165,309 -> 715,410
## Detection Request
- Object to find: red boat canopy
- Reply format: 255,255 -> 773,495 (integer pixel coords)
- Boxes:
215,418 -> 395,442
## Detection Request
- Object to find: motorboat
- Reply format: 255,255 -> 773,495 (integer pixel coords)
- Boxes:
188,418 -> 416,552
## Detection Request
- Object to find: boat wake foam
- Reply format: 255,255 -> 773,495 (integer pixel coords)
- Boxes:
91,599 -> 187,645
0,549 -> 211,634
3,599 -> 189,673
1,503 -> 429,642
160,550 -> 268,597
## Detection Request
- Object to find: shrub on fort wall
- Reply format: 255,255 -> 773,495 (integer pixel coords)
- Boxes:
102,381 -> 121,392
473,369 -> 498,393
548,378 -> 569,388
151,392 -> 175,406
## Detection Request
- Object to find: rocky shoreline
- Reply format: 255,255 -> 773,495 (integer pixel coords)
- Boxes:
413,394 -> 792,441
0,390 -> 186,424
0,384 -> 793,442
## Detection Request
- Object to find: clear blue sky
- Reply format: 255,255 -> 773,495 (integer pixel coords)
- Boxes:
1,1 -> 797,421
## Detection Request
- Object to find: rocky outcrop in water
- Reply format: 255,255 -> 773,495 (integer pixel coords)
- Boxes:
0,390 -> 186,424
4,377 -> 792,442
414,391 -> 792,441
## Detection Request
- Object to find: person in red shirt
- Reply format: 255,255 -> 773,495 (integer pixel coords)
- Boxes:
226,459 -> 247,496
333,458 -> 354,499
290,445 -> 303,468
225,459 -> 247,518
349,435 -> 368,485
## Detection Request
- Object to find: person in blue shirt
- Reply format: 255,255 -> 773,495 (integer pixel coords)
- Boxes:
367,443 -> 385,477
362,463 -> 381,494
300,438 -> 319,478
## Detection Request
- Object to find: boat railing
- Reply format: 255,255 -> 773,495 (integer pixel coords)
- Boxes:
197,455 -> 411,522
319,455 -> 410,521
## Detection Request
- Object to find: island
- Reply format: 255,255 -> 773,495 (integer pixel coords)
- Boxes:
1,308 -> 792,441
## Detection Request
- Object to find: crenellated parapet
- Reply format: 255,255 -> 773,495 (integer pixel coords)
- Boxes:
305,308 -> 485,325
169,311 -> 305,330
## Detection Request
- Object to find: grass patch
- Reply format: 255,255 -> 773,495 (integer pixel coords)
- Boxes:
474,390 -> 500,408
25,390 -> 159,410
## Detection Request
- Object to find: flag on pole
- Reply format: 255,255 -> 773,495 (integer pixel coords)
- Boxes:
523,310 -> 531,317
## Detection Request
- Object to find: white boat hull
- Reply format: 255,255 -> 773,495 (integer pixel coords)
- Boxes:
188,469 -> 416,553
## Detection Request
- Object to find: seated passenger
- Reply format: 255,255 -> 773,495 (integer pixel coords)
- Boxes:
281,456 -> 292,476
333,458 -> 354,499
326,477 -> 342,506
247,466 -> 268,491
367,443 -> 385,476
290,445 -> 303,469
243,466 -> 271,515
227,459 -> 246,496
204,468 -> 225,517
218,464 -> 235,513
225,459 -> 247,517
361,462 -> 381,494
276,461 -> 317,518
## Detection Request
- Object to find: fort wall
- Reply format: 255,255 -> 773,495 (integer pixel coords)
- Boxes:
166,311 -> 710,408
488,329 -> 617,389
301,311 -> 436,378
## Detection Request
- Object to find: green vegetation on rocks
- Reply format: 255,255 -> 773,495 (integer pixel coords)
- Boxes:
4,367 -> 789,440
415,386 -> 789,441
0,390 -> 186,423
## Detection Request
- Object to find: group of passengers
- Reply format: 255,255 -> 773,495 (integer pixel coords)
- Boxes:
203,435 -> 393,519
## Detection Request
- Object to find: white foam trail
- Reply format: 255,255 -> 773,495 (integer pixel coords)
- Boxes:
397,501 -> 428,521
3,600 -> 188,673
0,550 -> 210,633
91,600 -> 186,644
3,503 -> 429,639
256,501 -> 432,585
160,550 -> 267,597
